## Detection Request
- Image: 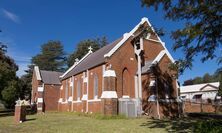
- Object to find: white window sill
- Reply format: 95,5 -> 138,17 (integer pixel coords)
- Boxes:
88,99 -> 101,102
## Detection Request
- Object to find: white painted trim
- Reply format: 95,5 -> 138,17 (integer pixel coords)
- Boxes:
134,76 -> 138,98
60,50 -> 93,78
104,17 -> 175,63
103,70 -> 116,77
34,66 -> 41,80
146,38 -> 161,43
152,50 -> 166,64
104,17 -> 149,58
101,91 -> 118,98
149,80 -> 156,87
38,87 -> 44,92
83,77 -> 88,83
161,42 -> 175,62
151,50 -> 175,65
61,101 -> 68,104
102,65 -> 105,91
86,70 -> 89,112
88,99 -> 101,102
70,81 -> 73,87
82,94 -> 88,101
58,98 -> 62,103
122,95 -> 130,98
37,98 -> 43,103
72,100 -> 82,103
68,96 -> 73,102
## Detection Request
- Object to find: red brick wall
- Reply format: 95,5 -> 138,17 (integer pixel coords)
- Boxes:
88,65 -> 103,100
143,39 -> 164,61
108,38 -> 137,98
44,84 -> 60,111
88,101 -> 102,113
31,70 -> 42,103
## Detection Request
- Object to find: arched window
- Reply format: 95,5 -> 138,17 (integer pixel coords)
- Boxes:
94,74 -> 98,99
77,79 -> 81,100
122,68 -> 130,97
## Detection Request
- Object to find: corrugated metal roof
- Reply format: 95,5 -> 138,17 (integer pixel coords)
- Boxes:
40,70 -> 63,85
180,82 -> 220,93
62,37 -> 123,79
141,60 -> 153,74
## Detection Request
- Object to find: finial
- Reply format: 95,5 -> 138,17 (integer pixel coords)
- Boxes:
88,46 -> 93,53
75,58 -> 79,62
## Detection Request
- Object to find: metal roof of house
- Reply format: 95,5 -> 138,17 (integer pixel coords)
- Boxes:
141,60 -> 153,74
62,37 -> 122,79
180,82 -> 220,93
40,70 -> 63,85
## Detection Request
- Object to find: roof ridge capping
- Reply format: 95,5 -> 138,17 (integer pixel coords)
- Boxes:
34,66 -> 42,80
60,48 -> 93,78
104,17 -> 174,63
152,50 -> 174,64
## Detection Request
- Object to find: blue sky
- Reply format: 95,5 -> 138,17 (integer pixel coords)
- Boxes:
0,0 -> 220,84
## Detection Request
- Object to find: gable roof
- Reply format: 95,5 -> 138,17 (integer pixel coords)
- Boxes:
61,17 -> 175,80
62,37 -> 122,79
180,82 -> 220,93
39,70 -> 63,85
104,17 -> 175,63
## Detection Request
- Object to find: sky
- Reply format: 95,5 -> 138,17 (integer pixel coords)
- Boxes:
0,0 -> 221,84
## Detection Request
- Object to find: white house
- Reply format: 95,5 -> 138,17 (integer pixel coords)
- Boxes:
180,82 -> 220,101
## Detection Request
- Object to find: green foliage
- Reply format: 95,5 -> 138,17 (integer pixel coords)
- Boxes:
218,70 -> 222,96
0,43 -> 19,107
32,40 -> 66,72
141,0 -> 222,71
1,80 -> 19,108
67,37 -> 108,67
19,64 -> 34,99
194,119 -> 222,133
183,71 -> 220,86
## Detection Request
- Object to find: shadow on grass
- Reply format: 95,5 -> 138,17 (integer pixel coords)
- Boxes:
0,112 -> 14,117
140,118 -> 197,132
25,118 -> 36,122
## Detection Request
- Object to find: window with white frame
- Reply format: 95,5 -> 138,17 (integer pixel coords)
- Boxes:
77,79 -> 81,101
72,77 -> 74,97
65,80 -> 68,101
94,74 -> 98,99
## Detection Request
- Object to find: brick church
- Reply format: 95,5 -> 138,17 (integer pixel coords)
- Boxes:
32,66 -> 62,112
57,17 -> 181,118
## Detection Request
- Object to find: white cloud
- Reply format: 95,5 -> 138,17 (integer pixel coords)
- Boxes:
2,8 -> 20,23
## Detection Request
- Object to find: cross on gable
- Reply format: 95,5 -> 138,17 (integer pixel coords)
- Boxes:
88,46 -> 93,52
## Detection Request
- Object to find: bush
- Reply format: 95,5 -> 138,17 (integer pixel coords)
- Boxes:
194,119 -> 222,133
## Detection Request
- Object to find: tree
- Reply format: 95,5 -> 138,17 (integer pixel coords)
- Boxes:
218,69 -> 222,96
0,42 -> 22,108
1,80 -> 20,108
0,44 -> 18,99
19,64 -> 34,100
203,73 -> 212,83
183,79 -> 193,86
141,0 -> 222,72
32,40 -> 66,72
67,37 -> 108,67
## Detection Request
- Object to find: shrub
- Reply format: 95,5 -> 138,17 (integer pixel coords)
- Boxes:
194,119 -> 222,133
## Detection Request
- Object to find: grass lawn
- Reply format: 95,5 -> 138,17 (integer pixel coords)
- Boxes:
0,112 -> 197,133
